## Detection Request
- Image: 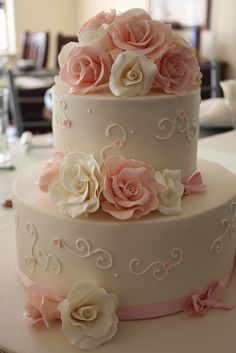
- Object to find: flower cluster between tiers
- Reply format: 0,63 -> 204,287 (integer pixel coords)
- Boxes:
58,9 -> 202,97
38,151 -> 206,220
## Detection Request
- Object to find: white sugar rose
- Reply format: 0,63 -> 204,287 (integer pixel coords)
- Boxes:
109,51 -> 157,97
58,282 -> 119,350
155,169 -> 184,215
48,151 -> 102,218
78,25 -> 113,52
55,41 -> 80,86
58,41 -> 80,69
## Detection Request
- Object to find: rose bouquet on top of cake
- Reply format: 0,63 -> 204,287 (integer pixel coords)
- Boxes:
57,8 -> 202,97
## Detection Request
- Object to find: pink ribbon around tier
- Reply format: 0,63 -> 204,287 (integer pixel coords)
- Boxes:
16,266 -> 234,321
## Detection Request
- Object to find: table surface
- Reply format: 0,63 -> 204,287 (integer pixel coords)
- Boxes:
1,130 -> 236,226
0,134 -> 52,226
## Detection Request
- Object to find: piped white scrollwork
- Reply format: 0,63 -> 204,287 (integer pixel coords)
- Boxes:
100,123 -> 127,167
53,237 -> 113,270
129,247 -> 183,280
24,223 -> 61,274
210,202 -> 236,254
12,199 -> 19,229
55,99 -> 72,128
63,142 -> 73,155
155,111 -> 197,142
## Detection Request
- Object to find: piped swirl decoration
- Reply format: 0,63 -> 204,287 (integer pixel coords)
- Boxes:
55,99 -> 72,128
53,237 -> 113,270
24,223 -> 61,274
63,142 -> 73,155
129,247 -> 183,280
100,123 -> 127,166
155,111 -> 198,142
210,201 -> 236,254
12,199 -> 19,229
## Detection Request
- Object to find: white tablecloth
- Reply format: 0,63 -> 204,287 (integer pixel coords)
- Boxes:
0,134 -> 52,226
1,130 -> 236,227
198,130 -> 236,173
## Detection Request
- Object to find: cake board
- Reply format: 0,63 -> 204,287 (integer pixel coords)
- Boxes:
1,222 -> 236,353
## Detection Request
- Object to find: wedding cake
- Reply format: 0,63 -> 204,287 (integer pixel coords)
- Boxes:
13,8 -> 236,351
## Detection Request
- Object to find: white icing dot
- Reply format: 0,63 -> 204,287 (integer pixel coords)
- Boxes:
130,130 -> 134,135
87,109 -> 92,114
114,273 -> 119,278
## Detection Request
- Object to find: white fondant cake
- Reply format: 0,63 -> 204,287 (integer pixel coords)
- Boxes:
12,7 -> 236,352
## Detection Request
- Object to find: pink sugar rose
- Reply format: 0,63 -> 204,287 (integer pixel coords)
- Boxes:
109,8 -> 172,60
154,43 -> 201,95
78,10 -> 117,35
102,155 -> 158,220
24,285 -> 63,328
60,45 -> 112,94
38,152 -> 64,193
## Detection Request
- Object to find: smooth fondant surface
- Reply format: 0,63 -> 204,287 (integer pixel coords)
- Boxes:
1,222 -> 236,353
52,86 -> 200,178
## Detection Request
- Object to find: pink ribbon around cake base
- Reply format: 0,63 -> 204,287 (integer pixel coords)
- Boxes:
16,265 -> 234,321
117,270 -> 234,319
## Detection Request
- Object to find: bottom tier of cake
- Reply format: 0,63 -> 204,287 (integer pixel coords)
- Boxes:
13,159 -> 236,321
1,222 -> 236,353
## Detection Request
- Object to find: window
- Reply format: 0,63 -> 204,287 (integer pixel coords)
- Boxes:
149,0 -> 210,28
0,0 -> 15,53
0,1 -> 8,51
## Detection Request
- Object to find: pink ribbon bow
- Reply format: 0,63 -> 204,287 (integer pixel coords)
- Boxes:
187,278 -> 234,315
182,170 -> 206,195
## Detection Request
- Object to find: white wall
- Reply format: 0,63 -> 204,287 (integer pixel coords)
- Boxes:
13,0 -> 77,68
205,0 -> 236,78
76,0 -> 148,25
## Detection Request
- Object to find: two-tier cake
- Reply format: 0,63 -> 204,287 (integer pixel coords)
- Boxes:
13,8 -> 236,351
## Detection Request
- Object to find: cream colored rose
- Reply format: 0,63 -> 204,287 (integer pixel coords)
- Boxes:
109,51 -> 157,97
78,24 -> 113,52
48,151 -> 102,218
58,282 -> 119,350
58,41 -> 80,69
155,169 -> 184,215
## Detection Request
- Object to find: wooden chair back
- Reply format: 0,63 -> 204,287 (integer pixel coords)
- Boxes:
56,33 -> 77,67
21,31 -> 49,69
7,69 -> 52,136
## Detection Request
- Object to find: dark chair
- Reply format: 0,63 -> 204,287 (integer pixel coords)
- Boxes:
21,31 -> 49,69
56,33 -> 78,67
7,31 -> 53,136
7,69 -> 53,136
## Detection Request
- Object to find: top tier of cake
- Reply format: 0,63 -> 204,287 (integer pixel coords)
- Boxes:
52,86 -> 200,178
38,8 -> 203,222
53,8 -> 202,179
